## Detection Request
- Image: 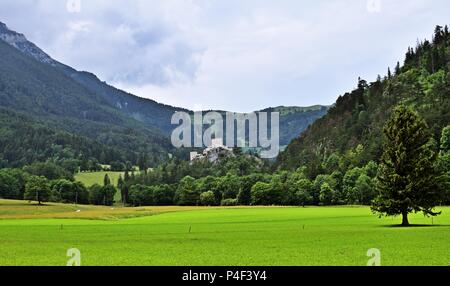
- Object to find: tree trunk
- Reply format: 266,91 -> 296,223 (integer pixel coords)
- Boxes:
402,211 -> 409,226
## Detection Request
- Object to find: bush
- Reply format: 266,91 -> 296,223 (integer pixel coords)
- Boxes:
89,184 -> 116,206
52,179 -> 89,204
175,176 -> 200,206
24,176 -> 51,204
251,182 -> 272,205
23,162 -> 73,180
110,161 -> 126,172
129,184 -> 153,206
200,191 -> 216,206
0,168 -> 26,200
221,198 -> 238,206
153,184 -> 175,206
289,179 -> 313,206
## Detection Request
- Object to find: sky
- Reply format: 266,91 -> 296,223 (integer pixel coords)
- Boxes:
1,0 -> 449,112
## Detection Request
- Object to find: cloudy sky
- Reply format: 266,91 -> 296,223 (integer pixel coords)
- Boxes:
1,0 -> 449,112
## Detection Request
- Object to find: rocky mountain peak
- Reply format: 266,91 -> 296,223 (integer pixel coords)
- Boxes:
0,20 -> 56,65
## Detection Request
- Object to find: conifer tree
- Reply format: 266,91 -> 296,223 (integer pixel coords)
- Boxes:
103,174 -> 111,186
395,61 -> 401,75
372,106 -> 442,226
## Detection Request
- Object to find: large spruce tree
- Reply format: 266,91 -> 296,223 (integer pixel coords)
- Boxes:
372,106 -> 442,226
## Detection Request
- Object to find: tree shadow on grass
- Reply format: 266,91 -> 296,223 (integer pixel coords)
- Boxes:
380,224 -> 450,228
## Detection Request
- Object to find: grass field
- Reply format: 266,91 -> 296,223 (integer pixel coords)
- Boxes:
74,172 -> 125,187
0,200 -> 448,266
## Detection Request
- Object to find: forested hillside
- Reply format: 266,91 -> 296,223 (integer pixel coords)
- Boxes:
277,26 -> 450,178
0,40 -> 173,167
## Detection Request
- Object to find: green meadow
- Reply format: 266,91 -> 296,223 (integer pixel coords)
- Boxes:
0,200 -> 448,266
74,172 -> 125,187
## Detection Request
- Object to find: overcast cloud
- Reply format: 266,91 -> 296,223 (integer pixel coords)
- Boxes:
1,0 -> 449,112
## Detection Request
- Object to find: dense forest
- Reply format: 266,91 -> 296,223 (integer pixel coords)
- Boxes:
277,26 -> 450,177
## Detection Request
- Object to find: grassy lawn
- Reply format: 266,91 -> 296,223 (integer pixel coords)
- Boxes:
75,171 -> 125,187
0,200 -> 448,266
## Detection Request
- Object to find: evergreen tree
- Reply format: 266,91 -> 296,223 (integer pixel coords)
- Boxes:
372,106 -> 442,226
395,61 -> 401,75
438,126 -> 450,204
137,153 -> 149,174
103,174 -> 111,186
117,175 -> 125,204
122,170 -> 130,203
440,125 -> 450,152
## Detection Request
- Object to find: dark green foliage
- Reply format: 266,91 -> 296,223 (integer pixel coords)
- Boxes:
200,191 -> 216,206
117,153 -> 381,207
88,184 -> 116,206
0,40 -> 174,168
51,179 -> 89,204
288,178 -> 313,206
319,183 -> 337,206
438,126 -> 450,204
129,184 -> 154,206
23,162 -> 73,181
260,106 -> 329,145
216,173 -> 241,200
152,184 -> 175,206
103,174 -> 111,186
372,106 -> 443,225
349,174 -> 375,205
441,125 -> 450,152
24,175 -> 51,204
110,161 -> 126,172
175,176 -> 200,206
0,168 -> 27,199
277,26 -> 450,175
220,198 -> 238,206
251,182 -> 274,205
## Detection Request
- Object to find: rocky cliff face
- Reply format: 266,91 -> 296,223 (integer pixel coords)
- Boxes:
0,21 -> 55,65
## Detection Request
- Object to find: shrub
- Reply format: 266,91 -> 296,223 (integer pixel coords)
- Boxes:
221,198 -> 238,206
200,191 -> 216,206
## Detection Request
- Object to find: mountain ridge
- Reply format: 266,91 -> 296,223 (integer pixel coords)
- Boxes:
0,20 -> 329,167
0,20 -> 328,141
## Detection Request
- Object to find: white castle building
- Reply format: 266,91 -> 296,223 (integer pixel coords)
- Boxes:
190,138 -> 234,163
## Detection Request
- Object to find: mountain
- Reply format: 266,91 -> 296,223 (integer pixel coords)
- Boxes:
0,21 -> 187,135
276,25 -> 450,178
260,106 -> 329,146
0,20 -> 328,168
0,21 -> 55,65
0,29 -> 174,167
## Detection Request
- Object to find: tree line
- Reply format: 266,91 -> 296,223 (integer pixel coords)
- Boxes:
116,118 -> 449,214
0,163 -> 117,206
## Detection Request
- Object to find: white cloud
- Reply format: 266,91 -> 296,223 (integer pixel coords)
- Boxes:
0,0 -> 449,112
